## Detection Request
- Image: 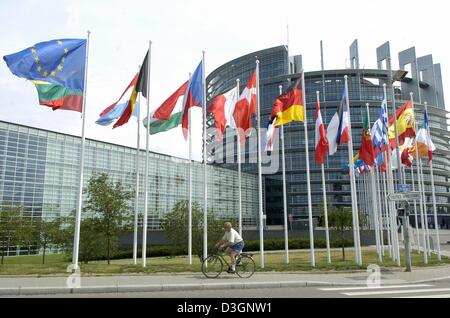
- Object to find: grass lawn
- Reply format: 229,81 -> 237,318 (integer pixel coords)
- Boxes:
0,248 -> 448,276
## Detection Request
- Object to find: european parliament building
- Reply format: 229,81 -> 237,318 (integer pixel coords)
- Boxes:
206,41 -> 450,227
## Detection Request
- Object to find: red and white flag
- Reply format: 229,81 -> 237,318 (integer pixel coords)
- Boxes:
233,70 -> 257,143
207,87 -> 239,141
314,94 -> 329,164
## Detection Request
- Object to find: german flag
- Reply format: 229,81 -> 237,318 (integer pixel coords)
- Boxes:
270,78 -> 304,126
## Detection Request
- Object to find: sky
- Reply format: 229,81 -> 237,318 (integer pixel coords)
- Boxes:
0,0 -> 449,161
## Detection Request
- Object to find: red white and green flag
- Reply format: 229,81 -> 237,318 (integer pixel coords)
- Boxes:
144,81 -> 189,135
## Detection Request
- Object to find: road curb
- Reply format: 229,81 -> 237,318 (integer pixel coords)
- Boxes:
0,280 -> 365,296
2,275 -> 450,296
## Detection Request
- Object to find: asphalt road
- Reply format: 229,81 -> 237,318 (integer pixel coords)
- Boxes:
7,279 -> 450,298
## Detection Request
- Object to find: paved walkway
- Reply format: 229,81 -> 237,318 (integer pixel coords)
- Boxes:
1,265 -> 449,296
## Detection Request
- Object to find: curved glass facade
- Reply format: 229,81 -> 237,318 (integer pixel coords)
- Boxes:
0,121 -> 259,255
206,46 -> 450,226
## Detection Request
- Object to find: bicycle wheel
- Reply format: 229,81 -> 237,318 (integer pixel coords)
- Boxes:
235,255 -> 256,278
201,255 -> 223,278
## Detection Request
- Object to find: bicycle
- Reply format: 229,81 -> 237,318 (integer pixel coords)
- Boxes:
201,247 -> 256,279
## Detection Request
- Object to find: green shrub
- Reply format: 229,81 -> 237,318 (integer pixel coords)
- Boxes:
108,238 -> 354,260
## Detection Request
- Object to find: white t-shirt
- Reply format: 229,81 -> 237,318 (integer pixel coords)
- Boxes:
223,228 -> 243,244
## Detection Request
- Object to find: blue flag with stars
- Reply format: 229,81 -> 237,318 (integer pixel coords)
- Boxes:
3,38 -> 86,91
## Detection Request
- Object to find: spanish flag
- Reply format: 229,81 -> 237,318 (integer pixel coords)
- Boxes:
270,78 -> 304,126
388,100 -> 416,148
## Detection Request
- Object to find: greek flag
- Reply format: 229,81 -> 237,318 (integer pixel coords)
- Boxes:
370,99 -> 389,166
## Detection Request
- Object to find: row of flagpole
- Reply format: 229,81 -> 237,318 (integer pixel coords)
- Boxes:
3,33 -> 444,272
69,33 -> 442,270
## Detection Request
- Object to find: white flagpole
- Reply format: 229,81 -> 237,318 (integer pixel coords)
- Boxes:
279,85 -> 289,265
410,165 -> 421,254
256,60 -> 265,268
366,103 -> 382,261
202,51 -> 208,262
375,167 -> 385,256
382,171 -> 393,258
142,41 -> 152,268
419,157 -> 431,258
344,75 -> 362,265
411,93 -> 428,263
424,102 -> 441,260
317,91 -> 331,264
237,79 -> 243,237
302,71 -> 315,267
383,84 -> 400,265
188,72 -> 193,265
133,88 -> 141,265
72,30 -> 91,270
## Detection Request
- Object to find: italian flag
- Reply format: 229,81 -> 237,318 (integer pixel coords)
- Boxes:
31,80 -> 83,112
144,81 -> 188,135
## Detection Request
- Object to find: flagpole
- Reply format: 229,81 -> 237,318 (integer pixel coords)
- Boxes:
280,85 -> 289,265
390,68 -> 405,184
237,79 -> 243,237
72,30 -> 91,270
419,158 -> 431,257
256,60 -> 265,268
382,171 -> 393,258
411,92 -> 428,263
410,165 -> 421,254
317,91 -> 331,264
133,87 -> 141,265
142,41 -> 152,268
188,72 -> 193,265
344,75 -> 362,265
424,102 -> 441,260
302,71 -> 315,267
367,104 -> 382,261
375,167 -> 385,256
202,51 -> 208,263
383,84 -> 401,265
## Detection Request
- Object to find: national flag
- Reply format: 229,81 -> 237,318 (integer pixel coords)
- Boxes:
270,78 -> 304,127
342,154 -> 368,176
388,100 -> 415,148
143,81 -> 189,135
314,93 -> 329,164
207,87 -> 239,141
233,70 -> 257,143
182,60 -> 203,139
3,39 -> 86,92
265,117 -> 278,152
31,81 -> 83,112
371,99 -> 389,167
358,108 -> 376,167
136,52 -> 149,99
414,110 -> 436,162
326,85 -> 351,156
112,52 -> 150,129
400,137 -> 415,167
96,73 -> 139,127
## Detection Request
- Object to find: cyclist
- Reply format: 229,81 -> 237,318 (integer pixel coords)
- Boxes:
216,222 -> 244,273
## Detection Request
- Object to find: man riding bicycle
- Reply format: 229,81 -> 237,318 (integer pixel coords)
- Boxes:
216,222 -> 244,273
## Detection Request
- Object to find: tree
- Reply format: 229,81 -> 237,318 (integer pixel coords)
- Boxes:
328,206 -> 353,261
61,216 -> 107,264
162,200 -> 224,262
0,206 -> 23,265
84,173 -> 132,265
33,218 -> 65,264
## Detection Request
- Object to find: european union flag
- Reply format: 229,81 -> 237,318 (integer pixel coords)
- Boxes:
3,39 -> 86,91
